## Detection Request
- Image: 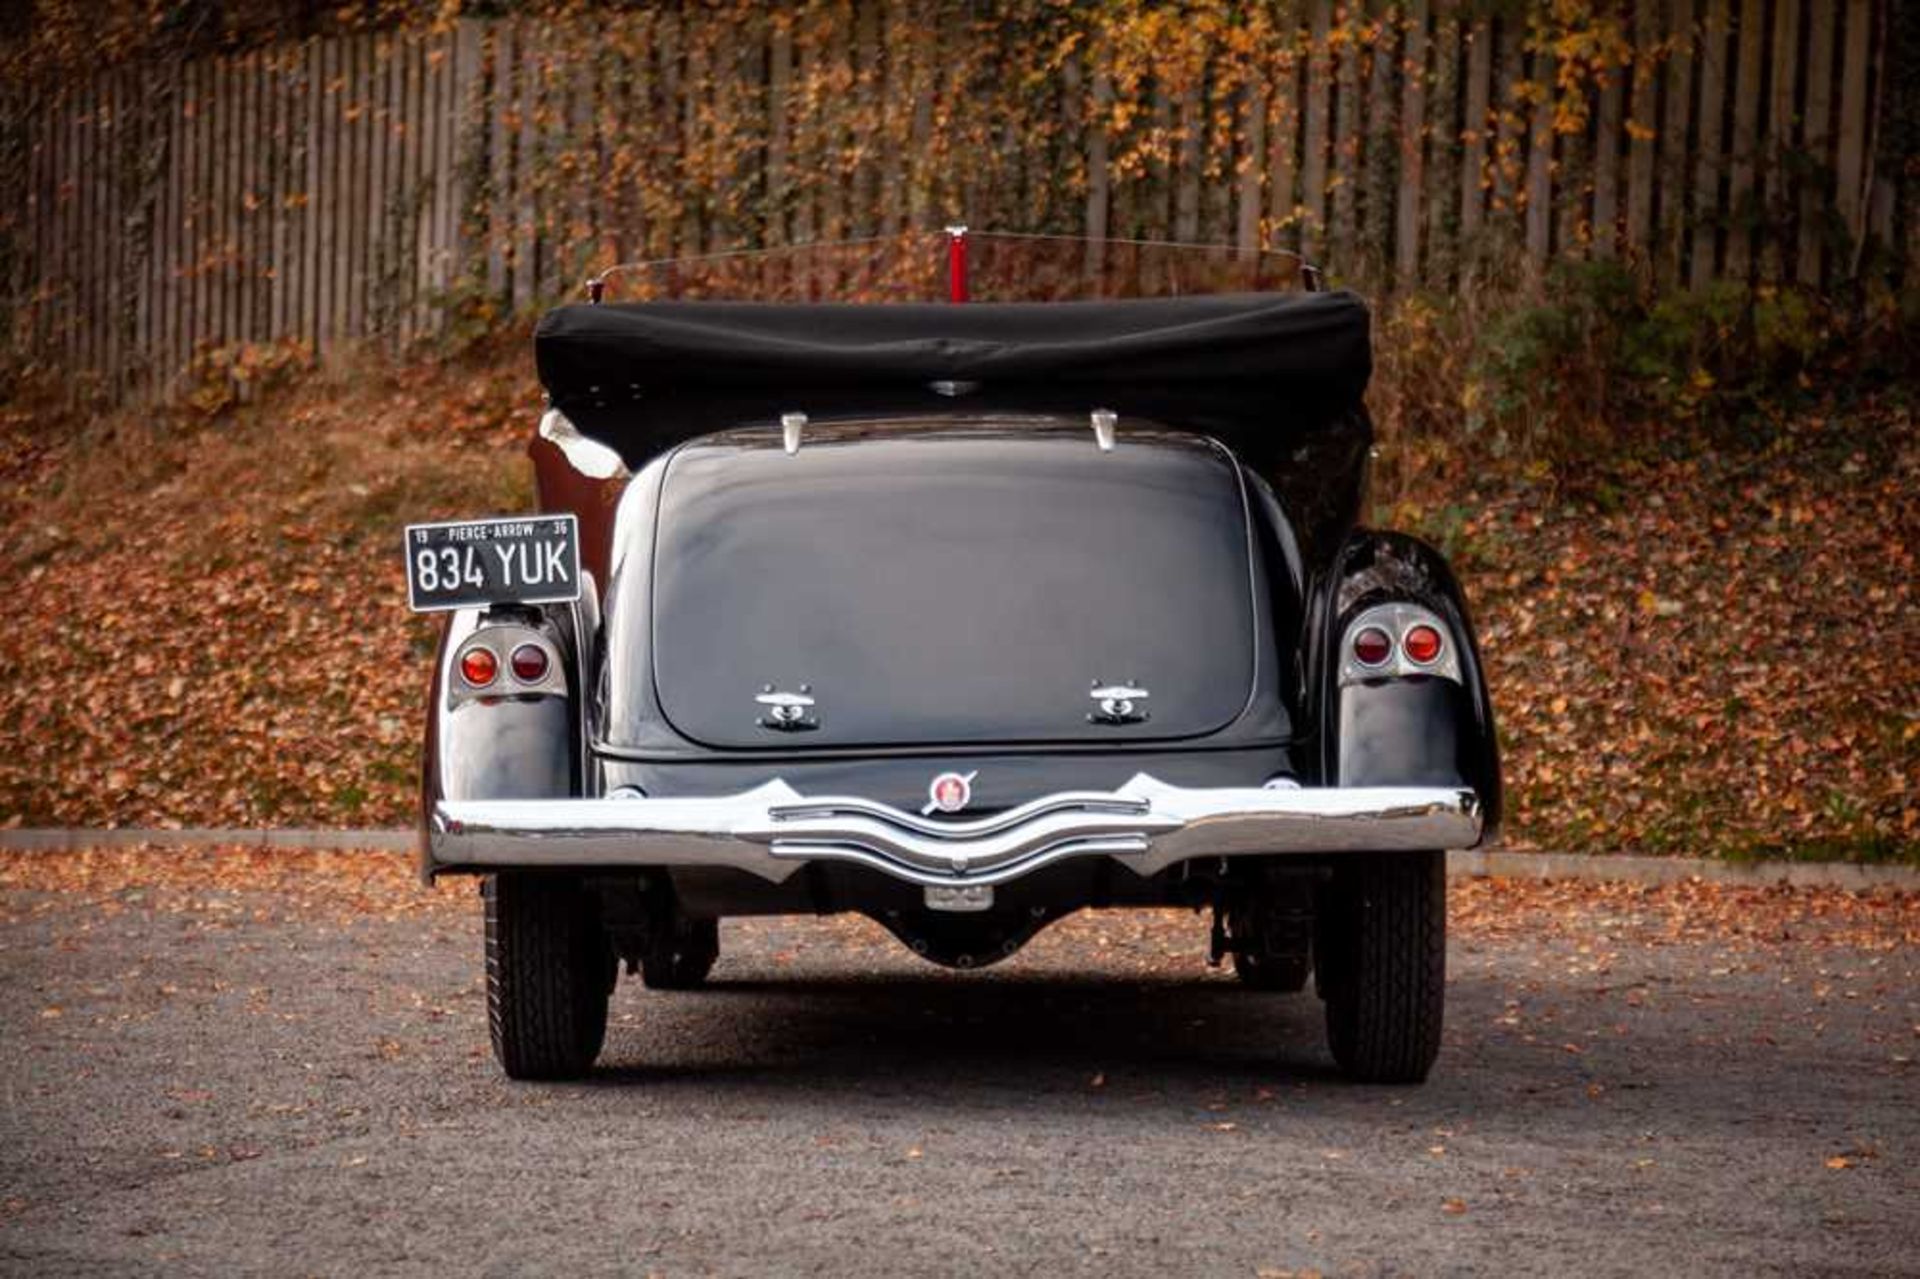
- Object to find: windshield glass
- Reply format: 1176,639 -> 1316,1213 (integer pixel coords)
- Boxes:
586,231 -> 1311,304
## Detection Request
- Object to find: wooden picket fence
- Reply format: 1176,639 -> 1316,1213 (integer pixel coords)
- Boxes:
0,1 -> 1908,402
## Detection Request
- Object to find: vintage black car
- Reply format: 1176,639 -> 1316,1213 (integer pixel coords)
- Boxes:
409,239 -> 1500,1084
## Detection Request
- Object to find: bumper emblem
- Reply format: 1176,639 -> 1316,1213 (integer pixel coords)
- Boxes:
922,770 -> 978,815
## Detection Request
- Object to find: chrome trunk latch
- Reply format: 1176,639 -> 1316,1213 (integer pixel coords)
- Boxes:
1088,681 -> 1150,725
755,685 -> 818,732
780,412 -> 807,456
1090,407 -> 1118,451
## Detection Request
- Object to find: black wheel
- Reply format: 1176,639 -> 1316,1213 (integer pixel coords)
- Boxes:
1232,946 -> 1312,992
1317,851 -> 1446,1084
641,915 -> 719,990
484,874 -> 614,1080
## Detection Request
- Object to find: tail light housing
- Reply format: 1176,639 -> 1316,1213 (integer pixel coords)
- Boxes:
1338,603 -> 1462,687
449,623 -> 567,706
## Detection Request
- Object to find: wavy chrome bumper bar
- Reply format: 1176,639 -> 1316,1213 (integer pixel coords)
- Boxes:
428,774 -> 1482,888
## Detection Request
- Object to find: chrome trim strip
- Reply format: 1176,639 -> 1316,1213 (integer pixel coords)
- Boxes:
429,775 -> 1481,887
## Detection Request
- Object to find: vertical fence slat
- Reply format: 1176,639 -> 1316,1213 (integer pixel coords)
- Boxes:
1301,0 -> 1332,263
167,64 -> 185,381
345,35 -> 368,340
1724,0 -> 1765,280
348,34 -> 368,341
303,39 -> 324,350
386,35 -> 405,340
767,14 -> 792,247
1626,0 -> 1659,256
1691,0 -> 1728,289
872,4 -> 902,242
1237,81 -> 1266,254
237,53 -> 255,346
208,55 -> 227,350
1084,57 -> 1111,255
1862,12 -> 1892,264
65,82 -> 82,376
1458,14 -> 1491,253
241,54 -> 260,347
232,55 -> 248,349
1396,0 -> 1427,282
366,38 -> 387,343
1592,30 -> 1624,259
68,81 -> 84,378
415,31 -> 431,327
439,23 -> 472,309
1658,0 -> 1697,288
492,20 -> 513,295
1833,0 -> 1871,267
1268,36 -> 1300,256
424,29 -> 449,328
320,35 -> 342,352
1761,0 -> 1798,279
1488,19 -> 1522,244
58,83 -> 73,371
266,53 -> 285,343
1422,0 -> 1459,283
1330,7 -> 1360,270
152,67 -> 173,396
103,75 -> 121,391
184,59 -> 203,368
1174,78 -> 1203,243
1796,0 -> 1835,284
24,82 -> 42,359
515,23 -> 538,305
1362,0 -> 1398,275
1525,41 -> 1553,264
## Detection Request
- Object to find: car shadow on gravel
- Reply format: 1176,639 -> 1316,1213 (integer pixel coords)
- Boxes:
584,972 -> 1359,1089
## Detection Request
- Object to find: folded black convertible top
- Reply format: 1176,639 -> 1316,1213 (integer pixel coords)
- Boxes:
540,291 -> 1366,398
534,292 -> 1372,466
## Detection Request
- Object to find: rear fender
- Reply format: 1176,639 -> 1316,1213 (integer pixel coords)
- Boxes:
1310,531 -> 1502,844
419,605 -> 585,879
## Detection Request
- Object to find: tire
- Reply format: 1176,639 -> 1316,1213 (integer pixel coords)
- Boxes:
1317,851 -> 1446,1084
641,916 -> 719,990
1232,947 -> 1311,992
484,874 -> 614,1080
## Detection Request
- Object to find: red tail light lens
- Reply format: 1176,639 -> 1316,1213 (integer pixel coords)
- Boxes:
509,643 -> 549,683
1352,626 -> 1393,666
1403,624 -> 1444,665
458,646 -> 498,688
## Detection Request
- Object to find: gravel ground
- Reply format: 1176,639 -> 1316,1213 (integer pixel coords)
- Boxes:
1,854 -> 1915,1277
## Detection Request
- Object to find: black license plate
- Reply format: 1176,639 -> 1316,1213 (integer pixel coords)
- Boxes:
403,515 -> 581,612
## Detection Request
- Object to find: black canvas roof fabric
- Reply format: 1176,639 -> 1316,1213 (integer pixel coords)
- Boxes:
535,291 -> 1370,406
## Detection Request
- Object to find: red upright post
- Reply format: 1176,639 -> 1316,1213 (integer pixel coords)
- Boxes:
945,224 -> 969,302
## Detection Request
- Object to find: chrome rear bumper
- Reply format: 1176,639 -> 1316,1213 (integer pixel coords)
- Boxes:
428,774 -> 1481,887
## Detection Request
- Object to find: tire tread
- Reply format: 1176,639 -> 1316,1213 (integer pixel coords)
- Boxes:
1322,851 -> 1445,1083
484,875 -> 610,1080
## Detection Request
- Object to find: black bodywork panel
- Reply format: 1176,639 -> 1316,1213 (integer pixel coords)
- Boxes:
640,423 -> 1262,750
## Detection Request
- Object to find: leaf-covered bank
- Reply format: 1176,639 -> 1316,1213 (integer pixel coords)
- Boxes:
0,337 -> 1910,861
